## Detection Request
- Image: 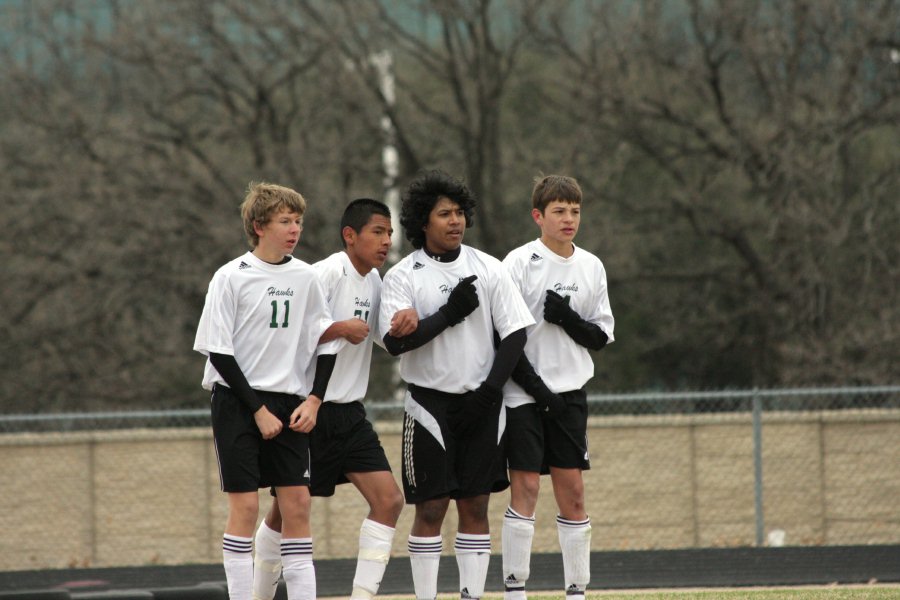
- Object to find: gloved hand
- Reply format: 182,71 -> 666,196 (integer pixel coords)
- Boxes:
439,275 -> 479,326
533,386 -> 566,420
543,289 -> 577,326
447,382 -> 502,438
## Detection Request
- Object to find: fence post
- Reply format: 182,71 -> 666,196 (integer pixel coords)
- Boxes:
752,389 -> 764,546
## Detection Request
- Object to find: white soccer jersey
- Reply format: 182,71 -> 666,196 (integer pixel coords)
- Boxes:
302,251 -> 382,404
193,251 -> 333,396
378,245 -> 535,394
502,239 -> 615,407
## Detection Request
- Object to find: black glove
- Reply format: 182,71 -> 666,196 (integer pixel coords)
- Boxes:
543,289 -> 576,326
543,290 -> 610,351
447,382 -> 502,438
439,275 -> 479,326
533,386 -> 567,420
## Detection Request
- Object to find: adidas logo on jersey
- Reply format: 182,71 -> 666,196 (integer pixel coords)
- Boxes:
530,253 -> 543,262
239,261 -> 251,270
413,261 -> 425,270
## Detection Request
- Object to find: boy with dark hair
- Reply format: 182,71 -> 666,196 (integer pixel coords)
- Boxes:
194,182 -> 340,600
500,175 -> 615,600
378,170 -> 534,600
252,198 -> 417,600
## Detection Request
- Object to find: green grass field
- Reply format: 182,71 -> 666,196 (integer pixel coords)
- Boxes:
376,586 -> 900,600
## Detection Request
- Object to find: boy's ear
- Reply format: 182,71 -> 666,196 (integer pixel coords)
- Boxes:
342,225 -> 356,246
531,208 -> 544,226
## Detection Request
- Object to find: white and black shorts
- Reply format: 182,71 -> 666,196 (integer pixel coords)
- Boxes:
309,400 -> 392,497
506,388 -> 591,473
401,384 -> 509,504
211,383 -> 311,493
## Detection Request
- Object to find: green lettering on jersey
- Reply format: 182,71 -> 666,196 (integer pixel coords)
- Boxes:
270,300 -> 290,328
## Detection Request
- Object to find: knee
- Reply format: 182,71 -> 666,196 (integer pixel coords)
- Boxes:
385,487 -> 405,522
513,476 -> 541,506
558,486 -> 586,519
277,490 -> 311,523
415,499 -> 449,529
372,485 -> 405,525
457,496 -> 490,524
228,494 -> 259,527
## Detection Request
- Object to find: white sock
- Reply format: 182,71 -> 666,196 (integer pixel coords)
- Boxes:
351,519 -> 396,600
408,534 -> 442,600
502,506 -> 535,599
223,534 -> 253,600
455,533 -> 491,599
557,515 -> 591,599
253,521 -> 282,600
281,537 -> 315,600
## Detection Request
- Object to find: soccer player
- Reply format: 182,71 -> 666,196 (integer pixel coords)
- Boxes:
378,170 -> 534,600
193,182 -> 340,600
251,198 -> 418,600
500,175 -> 615,600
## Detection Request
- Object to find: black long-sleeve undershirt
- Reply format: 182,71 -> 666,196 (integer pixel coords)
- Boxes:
510,349 -> 555,399
382,310 -> 452,356
560,316 -> 609,351
209,352 -> 262,412
209,352 -> 337,413
309,354 -> 336,399
484,328 -> 527,390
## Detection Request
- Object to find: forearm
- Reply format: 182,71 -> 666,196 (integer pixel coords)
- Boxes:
483,328 -> 527,389
319,321 -> 344,344
511,351 -> 554,398
561,318 -> 609,351
209,352 -> 263,412
382,311 -> 450,356
309,354 -> 337,399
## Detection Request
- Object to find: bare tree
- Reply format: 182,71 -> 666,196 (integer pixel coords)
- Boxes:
525,0 -> 900,385
0,0 -> 385,410
1,0 -> 895,411
293,0 -> 548,254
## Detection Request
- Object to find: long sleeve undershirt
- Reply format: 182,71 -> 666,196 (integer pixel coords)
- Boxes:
209,352 -> 262,412
382,310 -> 451,356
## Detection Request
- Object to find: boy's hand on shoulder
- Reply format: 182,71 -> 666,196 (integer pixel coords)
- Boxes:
544,289 -> 576,326
389,308 -> 419,337
290,395 -> 322,433
254,406 -> 283,439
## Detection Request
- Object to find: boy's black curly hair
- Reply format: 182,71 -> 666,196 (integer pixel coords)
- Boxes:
400,169 -> 477,249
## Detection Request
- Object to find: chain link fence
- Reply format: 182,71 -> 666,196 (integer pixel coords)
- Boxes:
0,386 -> 897,570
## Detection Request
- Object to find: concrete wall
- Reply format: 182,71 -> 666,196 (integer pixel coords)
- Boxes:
1,409 -> 898,570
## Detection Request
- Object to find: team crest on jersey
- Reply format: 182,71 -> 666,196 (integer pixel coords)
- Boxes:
413,261 -> 425,270
530,252 -> 543,262
239,261 -> 251,270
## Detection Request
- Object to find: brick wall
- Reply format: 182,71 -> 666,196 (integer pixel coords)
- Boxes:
1,410 -> 897,570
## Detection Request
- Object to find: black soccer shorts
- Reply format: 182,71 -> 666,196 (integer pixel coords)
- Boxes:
506,388 -> 591,473
401,384 -> 509,504
211,384 -> 311,493
308,400 -> 392,497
